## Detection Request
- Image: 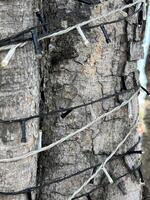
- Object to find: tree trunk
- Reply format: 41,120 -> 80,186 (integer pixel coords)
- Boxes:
37,0 -> 143,200
0,1 -> 39,200
143,51 -> 150,199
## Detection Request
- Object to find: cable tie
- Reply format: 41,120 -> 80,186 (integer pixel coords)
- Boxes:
117,180 -> 127,195
86,194 -> 92,200
138,167 -> 144,184
128,101 -> 133,120
26,189 -> 32,200
89,166 -> 97,184
138,10 -> 143,26
77,0 -> 94,5
143,0 -> 147,20
102,167 -> 114,184
100,24 -> 111,43
31,29 -> 42,55
89,105 -> 97,120
38,130 -> 42,149
61,109 -> 73,119
36,11 -> 48,33
20,120 -> 27,143
1,43 -> 21,67
137,2 -> 144,25
119,10 -> 128,17
76,26 -> 89,46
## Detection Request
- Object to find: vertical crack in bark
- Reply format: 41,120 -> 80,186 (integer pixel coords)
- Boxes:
37,1 -> 142,200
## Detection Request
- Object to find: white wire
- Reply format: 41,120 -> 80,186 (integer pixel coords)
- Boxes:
0,42 -> 27,66
76,26 -> 89,46
39,0 -> 143,41
0,0 -> 143,53
38,130 -> 43,150
1,43 -> 21,67
128,101 -> 133,119
89,105 -> 97,120
68,117 -> 139,200
0,89 -> 139,163
0,44 -> 21,52
0,42 -> 26,52
102,167 -> 114,184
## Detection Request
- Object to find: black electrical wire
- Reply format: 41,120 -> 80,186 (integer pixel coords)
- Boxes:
0,87 -> 138,124
0,84 -> 147,142
26,190 -> 32,200
43,164 -> 142,199
127,137 -> 141,152
98,136 -> 141,157
72,165 -> 141,199
0,1 -> 145,197
0,145 -> 142,196
0,84 -> 148,124
0,2 -> 142,48
98,150 -> 142,157
88,2 -> 143,30
76,0 -> 101,5
76,0 -> 95,5
140,85 -> 150,96
0,22 -> 49,48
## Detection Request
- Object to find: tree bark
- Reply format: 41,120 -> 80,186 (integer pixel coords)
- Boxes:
38,0 -> 143,200
143,52 -> 150,200
0,1 -> 39,200
37,0 -> 141,200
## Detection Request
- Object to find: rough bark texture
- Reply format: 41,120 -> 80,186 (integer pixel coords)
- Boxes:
37,0 -> 144,200
0,1 -> 39,200
143,53 -> 150,200
37,0 -> 143,200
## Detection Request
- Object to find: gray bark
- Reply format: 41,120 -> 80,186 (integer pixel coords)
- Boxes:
0,1 -> 39,200
143,53 -> 150,200
37,0 -> 143,200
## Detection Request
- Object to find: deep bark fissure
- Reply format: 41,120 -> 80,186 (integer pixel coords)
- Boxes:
37,1 -> 143,200
0,1 -> 40,200
0,0 -> 145,200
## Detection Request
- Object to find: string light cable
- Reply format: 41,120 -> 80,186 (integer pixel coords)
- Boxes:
68,116 -> 139,200
0,0 -> 144,68
0,87 -> 137,124
140,85 -> 150,95
0,0 -> 144,50
72,165 -> 142,199
0,85 -> 146,143
0,87 -> 138,143
0,0 -> 143,51
0,86 -> 142,143
75,0 -> 101,5
0,141 -> 142,196
0,0 -> 145,198
88,2 -> 143,29
0,88 -> 140,163
36,0 -> 144,41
